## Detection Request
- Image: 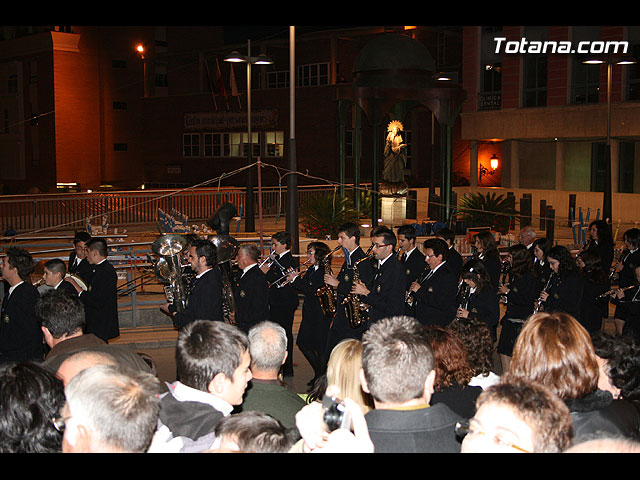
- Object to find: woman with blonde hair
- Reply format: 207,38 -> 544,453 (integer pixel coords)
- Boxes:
307,339 -> 374,414
510,312 -> 640,443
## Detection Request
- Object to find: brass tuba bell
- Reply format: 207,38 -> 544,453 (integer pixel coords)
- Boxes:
152,234 -> 189,312
209,234 -> 241,324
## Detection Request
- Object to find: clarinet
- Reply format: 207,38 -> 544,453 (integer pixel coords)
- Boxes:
533,273 -> 555,314
405,264 -> 431,308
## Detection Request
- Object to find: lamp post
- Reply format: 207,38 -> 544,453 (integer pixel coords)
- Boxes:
583,54 -> 637,223
225,41 -> 273,233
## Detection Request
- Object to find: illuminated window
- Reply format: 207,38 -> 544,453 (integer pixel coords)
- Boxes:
266,131 -> 284,157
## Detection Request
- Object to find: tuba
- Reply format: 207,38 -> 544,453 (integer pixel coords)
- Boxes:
342,246 -> 374,329
316,245 -> 342,317
152,234 -> 189,312
210,234 -> 241,325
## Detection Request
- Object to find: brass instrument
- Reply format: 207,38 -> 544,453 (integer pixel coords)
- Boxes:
342,246 -> 375,328
152,234 -> 189,312
271,257 -> 313,289
533,273 -> 556,314
596,284 -> 637,299
317,245 -> 343,317
405,264 -> 431,308
210,234 -> 241,324
266,253 -> 293,289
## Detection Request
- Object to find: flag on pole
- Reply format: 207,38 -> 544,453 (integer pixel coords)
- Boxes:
215,58 -> 229,110
229,62 -> 241,108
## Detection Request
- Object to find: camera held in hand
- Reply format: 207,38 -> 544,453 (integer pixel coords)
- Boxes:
322,395 -> 352,432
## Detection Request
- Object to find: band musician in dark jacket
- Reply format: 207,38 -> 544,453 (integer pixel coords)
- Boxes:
68,238 -> 120,343
160,239 -> 224,330
410,238 -> 458,328
323,222 -> 374,363
397,225 -> 427,316
352,227 -> 407,325
263,231 -> 299,377
233,244 -> 269,334
0,247 -> 42,363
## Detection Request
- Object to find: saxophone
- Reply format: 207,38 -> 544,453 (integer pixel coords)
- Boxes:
342,246 -> 374,329
316,245 -> 342,317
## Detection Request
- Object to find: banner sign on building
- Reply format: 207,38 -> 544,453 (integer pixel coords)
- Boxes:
184,109 -> 279,131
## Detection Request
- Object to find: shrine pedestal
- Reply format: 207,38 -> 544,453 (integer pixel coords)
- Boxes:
381,195 -> 406,227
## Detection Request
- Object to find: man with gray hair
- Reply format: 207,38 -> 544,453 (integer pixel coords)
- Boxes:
59,364 -> 161,453
236,321 -> 305,430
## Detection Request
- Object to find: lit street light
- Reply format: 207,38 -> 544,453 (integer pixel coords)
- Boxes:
224,41 -> 273,234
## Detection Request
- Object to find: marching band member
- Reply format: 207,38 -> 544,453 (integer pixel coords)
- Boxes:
323,222 -> 374,363
264,231 -> 299,378
538,245 -> 584,322
612,228 -> 640,336
409,238 -> 458,328
496,244 -> 538,372
287,241 -> 332,388
456,259 -> 500,341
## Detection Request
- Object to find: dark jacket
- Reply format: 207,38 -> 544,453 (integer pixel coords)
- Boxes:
363,254 -> 407,324
170,266 -> 224,329
234,265 -> 269,334
566,389 -> 640,444
0,281 -> 42,363
365,403 -> 463,453
414,263 -> 458,327
79,259 -> 120,341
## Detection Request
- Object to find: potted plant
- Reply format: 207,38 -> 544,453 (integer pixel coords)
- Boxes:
455,191 -> 518,234
299,192 -> 360,239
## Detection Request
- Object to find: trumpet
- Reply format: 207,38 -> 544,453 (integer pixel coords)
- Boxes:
269,257 -> 313,289
596,284 -> 638,299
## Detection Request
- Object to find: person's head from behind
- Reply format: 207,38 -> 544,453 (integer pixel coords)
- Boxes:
423,325 -> 474,391
213,411 -> 297,453
176,320 -> 251,406
56,350 -> 118,386
0,362 -> 66,453
248,321 -> 287,376
460,374 -> 573,453
509,312 -> 599,401
591,331 -> 640,402
361,316 -> 435,407
37,289 -> 86,347
61,364 -> 161,453
86,238 -> 108,264
326,339 -> 374,413
449,317 -> 494,379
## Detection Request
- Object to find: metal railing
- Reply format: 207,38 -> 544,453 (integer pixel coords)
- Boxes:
0,184 -> 349,234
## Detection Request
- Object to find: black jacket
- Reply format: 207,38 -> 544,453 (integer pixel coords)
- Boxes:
363,254 -> 407,324
170,266 -> 224,329
234,265 -> 269,333
80,260 -> 120,341
414,263 -> 458,327
0,281 -> 42,363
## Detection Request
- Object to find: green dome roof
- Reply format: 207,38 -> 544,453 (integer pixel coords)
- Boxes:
353,33 -> 436,75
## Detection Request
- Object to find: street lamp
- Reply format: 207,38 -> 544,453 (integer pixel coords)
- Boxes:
582,54 -> 637,223
224,41 -> 273,234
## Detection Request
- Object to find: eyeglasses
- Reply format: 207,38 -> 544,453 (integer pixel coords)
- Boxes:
52,415 -> 71,433
372,243 -> 391,249
455,420 -> 531,453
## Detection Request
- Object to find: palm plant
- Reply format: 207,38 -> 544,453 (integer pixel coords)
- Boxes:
299,191 -> 360,239
456,191 -> 518,234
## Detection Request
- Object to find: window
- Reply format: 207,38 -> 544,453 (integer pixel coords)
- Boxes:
619,141 -> 635,193
112,101 -> 127,110
8,74 -> 17,94
183,134 -> 200,157
265,131 -> 284,157
113,143 -> 128,151
626,43 -> 640,101
297,63 -> 330,87
267,70 -> 289,89
204,133 -> 231,157
571,26 -> 601,105
523,55 -> 547,107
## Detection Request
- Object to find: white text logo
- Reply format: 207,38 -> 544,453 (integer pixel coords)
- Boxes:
494,37 -> 629,55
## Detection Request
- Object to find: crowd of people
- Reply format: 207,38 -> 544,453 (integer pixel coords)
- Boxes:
1,220 -> 640,454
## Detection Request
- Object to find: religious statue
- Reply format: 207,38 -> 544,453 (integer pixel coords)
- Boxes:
380,120 -> 409,196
